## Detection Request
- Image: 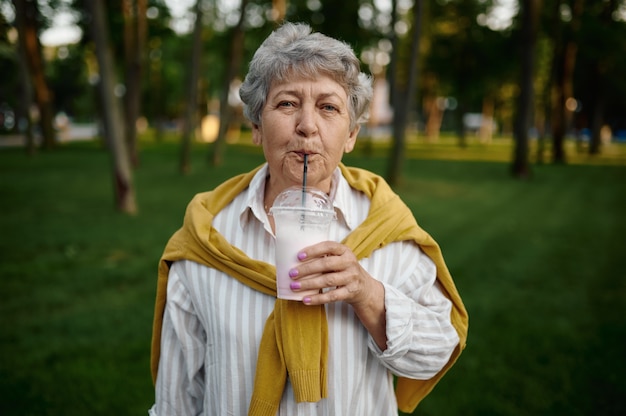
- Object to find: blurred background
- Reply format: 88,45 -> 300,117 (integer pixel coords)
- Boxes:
1,0 -> 625,415
1,0 -> 625,188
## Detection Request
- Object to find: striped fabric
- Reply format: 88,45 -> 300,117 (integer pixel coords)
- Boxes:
151,165 -> 459,416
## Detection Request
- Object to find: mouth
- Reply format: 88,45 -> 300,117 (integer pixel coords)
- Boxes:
293,151 -> 313,160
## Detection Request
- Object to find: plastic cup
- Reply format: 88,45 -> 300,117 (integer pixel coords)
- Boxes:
270,187 -> 335,300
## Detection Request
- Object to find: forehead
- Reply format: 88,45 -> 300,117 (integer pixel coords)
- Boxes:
268,74 -> 348,100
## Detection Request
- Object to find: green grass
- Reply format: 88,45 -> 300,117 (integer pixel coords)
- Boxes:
1,136 -> 625,415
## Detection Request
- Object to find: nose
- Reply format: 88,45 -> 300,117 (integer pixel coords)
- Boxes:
295,105 -> 318,137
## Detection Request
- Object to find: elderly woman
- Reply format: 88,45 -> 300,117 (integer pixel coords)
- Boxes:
150,22 -> 467,416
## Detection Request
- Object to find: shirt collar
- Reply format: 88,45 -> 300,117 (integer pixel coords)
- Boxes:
240,164 -> 271,232
240,163 -> 358,232
331,168 -> 359,231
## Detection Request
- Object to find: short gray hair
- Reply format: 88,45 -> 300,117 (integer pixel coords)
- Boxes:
239,22 -> 373,131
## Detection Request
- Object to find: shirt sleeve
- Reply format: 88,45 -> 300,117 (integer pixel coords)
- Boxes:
154,261 -> 206,415
366,240 -> 460,380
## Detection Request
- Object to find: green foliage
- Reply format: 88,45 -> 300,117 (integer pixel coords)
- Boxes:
0,6 -> 19,125
575,3 -> 626,132
46,43 -> 95,120
1,139 -> 625,415
423,0 -> 518,131
4,0 -> 625,142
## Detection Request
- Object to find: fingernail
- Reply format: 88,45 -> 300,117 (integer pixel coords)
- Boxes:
303,297 -> 311,304
289,268 -> 299,278
297,252 -> 307,261
290,281 -> 301,290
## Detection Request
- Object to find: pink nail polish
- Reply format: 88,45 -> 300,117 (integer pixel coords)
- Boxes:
303,297 -> 311,304
290,282 -> 301,290
297,252 -> 307,261
289,269 -> 299,278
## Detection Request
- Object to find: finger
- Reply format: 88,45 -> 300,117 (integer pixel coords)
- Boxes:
303,285 -> 350,305
291,269 -> 341,292
299,268 -> 363,299
292,255 -> 342,280
298,241 -> 347,260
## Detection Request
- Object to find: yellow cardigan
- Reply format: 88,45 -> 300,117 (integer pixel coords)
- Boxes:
150,164 -> 468,415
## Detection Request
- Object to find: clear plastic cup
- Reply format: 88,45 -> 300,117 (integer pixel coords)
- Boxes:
270,187 -> 335,300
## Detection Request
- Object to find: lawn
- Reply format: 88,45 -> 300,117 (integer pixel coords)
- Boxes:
1,136 -> 625,415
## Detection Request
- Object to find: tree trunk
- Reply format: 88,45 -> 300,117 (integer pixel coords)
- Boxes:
535,91 -> 548,164
387,0 -> 422,187
13,0 -> 56,150
424,96 -> 443,142
588,87 -> 605,155
479,97 -> 494,144
179,0 -> 204,175
123,0 -> 147,167
88,0 -> 137,214
13,0 -> 36,155
210,0 -> 248,166
511,0 -> 541,179
148,39 -> 165,143
588,0 -> 615,155
537,2 -> 559,165
455,98 -> 467,148
272,0 -> 287,21
550,0 -> 583,164
387,0 -> 398,113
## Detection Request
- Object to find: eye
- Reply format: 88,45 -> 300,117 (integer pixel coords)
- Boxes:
321,104 -> 339,112
278,101 -> 295,108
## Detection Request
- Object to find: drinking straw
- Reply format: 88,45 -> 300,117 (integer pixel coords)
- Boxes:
301,154 -> 308,229
302,154 -> 308,203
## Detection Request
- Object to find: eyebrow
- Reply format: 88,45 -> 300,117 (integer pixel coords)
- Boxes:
271,90 -> 345,104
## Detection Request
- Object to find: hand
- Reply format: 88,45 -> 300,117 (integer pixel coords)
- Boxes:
289,241 -> 387,350
288,241 -> 372,305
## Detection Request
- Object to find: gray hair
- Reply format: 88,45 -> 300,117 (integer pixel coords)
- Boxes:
239,22 -> 373,131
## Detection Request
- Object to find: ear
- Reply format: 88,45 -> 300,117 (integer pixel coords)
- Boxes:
251,124 -> 262,145
344,125 -> 360,153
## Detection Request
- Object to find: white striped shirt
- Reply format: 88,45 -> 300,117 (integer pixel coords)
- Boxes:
151,164 -> 459,416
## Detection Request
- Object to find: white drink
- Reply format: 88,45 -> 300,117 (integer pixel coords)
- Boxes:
275,218 -> 330,300
270,187 -> 335,301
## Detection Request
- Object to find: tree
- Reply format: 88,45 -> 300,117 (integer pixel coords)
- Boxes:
399,0 -> 514,148
317,0 -> 364,49
387,0 -> 423,187
210,0 -> 248,166
548,0 -> 583,164
86,0 -> 137,214
135,1 -> 177,141
179,0 -> 204,174
583,0 -> 620,155
387,0 -> 399,120
12,0 -> 56,150
586,1 -> 626,144
536,1 -> 561,164
122,0 -> 147,167
511,0 -> 541,178
11,0 -> 35,154
273,0 -> 287,21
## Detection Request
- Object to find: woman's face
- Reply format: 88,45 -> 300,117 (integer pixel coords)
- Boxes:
252,74 -> 360,194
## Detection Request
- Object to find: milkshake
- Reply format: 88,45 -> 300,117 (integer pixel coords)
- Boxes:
270,187 -> 335,300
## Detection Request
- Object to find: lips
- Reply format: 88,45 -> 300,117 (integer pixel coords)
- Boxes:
293,151 -> 313,159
